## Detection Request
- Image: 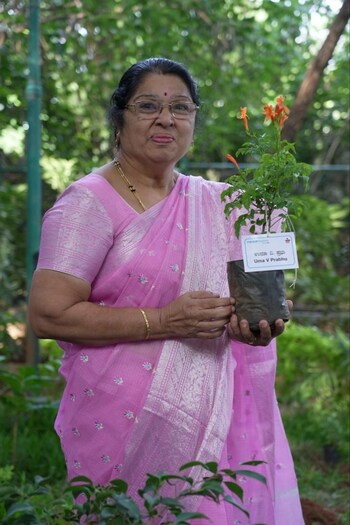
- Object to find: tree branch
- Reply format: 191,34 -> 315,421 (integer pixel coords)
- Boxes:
282,0 -> 350,142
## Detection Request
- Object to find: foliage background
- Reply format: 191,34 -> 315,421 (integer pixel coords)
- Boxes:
1,0 -> 349,177
1,0 -> 349,318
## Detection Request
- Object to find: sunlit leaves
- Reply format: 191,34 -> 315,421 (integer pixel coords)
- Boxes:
1,0 -> 348,176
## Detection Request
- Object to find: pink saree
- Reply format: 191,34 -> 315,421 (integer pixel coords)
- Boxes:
37,172 -> 304,525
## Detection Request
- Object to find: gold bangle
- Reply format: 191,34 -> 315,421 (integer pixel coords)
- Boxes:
139,308 -> 150,340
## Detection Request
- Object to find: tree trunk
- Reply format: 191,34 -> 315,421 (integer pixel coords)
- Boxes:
282,0 -> 350,142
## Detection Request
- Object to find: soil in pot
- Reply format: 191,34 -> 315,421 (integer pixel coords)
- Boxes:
227,259 -> 290,336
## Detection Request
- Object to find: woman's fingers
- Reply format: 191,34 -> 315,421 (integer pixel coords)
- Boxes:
197,327 -> 227,339
228,315 -> 287,346
161,291 -> 235,339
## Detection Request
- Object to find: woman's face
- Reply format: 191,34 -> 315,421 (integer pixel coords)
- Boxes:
119,73 -> 196,168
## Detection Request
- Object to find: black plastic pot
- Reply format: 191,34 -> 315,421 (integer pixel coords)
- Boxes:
227,259 -> 290,335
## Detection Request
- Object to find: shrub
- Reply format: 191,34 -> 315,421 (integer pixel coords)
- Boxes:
0,461 -> 266,525
277,323 -> 349,458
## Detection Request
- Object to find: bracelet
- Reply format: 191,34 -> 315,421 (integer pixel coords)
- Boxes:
139,308 -> 150,340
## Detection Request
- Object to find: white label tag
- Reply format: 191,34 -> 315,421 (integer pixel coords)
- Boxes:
241,233 -> 299,272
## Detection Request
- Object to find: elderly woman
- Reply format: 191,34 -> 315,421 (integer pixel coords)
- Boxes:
29,57 -> 304,524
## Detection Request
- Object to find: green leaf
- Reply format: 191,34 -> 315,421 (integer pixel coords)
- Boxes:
200,479 -> 224,495
174,511 -> 209,523
142,492 -> 161,511
6,501 -> 35,518
161,474 -> 192,484
179,461 -> 205,471
159,496 -> 186,509
68,475 -> 94,484
234,469 -> 267,484
108,479 -> 128,493
109,493 -> 141,519
240,460 -> 267,466
203,461 -> 218,473
224,481 -> 244,501
65,484 -> 93,499
223,494 -> 249,517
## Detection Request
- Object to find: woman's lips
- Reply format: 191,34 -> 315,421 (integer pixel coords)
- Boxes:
151,134 -> 174,144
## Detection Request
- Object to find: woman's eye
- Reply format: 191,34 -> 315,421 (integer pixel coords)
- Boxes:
173,102 -> 189,112
138,101 -> 159,112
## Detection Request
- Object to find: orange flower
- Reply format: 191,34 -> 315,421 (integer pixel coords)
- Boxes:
238,106 -> 249,130
263,104 -> 275,123
279,114 -> 288,128
226,153 -> 240,170
275,95 -> 290,116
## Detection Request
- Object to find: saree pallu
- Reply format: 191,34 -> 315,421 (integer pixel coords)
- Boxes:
37,173 -> 304,524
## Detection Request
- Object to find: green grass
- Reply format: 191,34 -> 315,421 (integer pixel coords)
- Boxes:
0,405 -> 66,482
292,440 -> 349,525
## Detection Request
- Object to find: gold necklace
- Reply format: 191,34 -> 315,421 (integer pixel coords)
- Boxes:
113,159 -> 147,211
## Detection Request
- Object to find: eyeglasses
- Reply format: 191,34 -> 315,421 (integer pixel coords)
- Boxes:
125,100 -> 199,119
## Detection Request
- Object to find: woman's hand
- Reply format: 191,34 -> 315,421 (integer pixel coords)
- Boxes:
227,300 -> 293,346
158,291 -> 234,339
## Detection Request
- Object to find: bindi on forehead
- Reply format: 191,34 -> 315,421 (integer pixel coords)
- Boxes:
164,92 -> 167,96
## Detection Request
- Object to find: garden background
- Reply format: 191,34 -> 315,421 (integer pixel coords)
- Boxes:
0,0 -> 349,523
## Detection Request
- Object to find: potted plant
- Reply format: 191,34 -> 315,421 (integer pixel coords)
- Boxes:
221,97 -> 313,335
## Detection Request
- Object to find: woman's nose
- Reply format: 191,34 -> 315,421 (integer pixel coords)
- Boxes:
156,104 -> 174,125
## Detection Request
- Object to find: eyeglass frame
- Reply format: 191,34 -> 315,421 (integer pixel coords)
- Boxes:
124,99 -> 200,120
